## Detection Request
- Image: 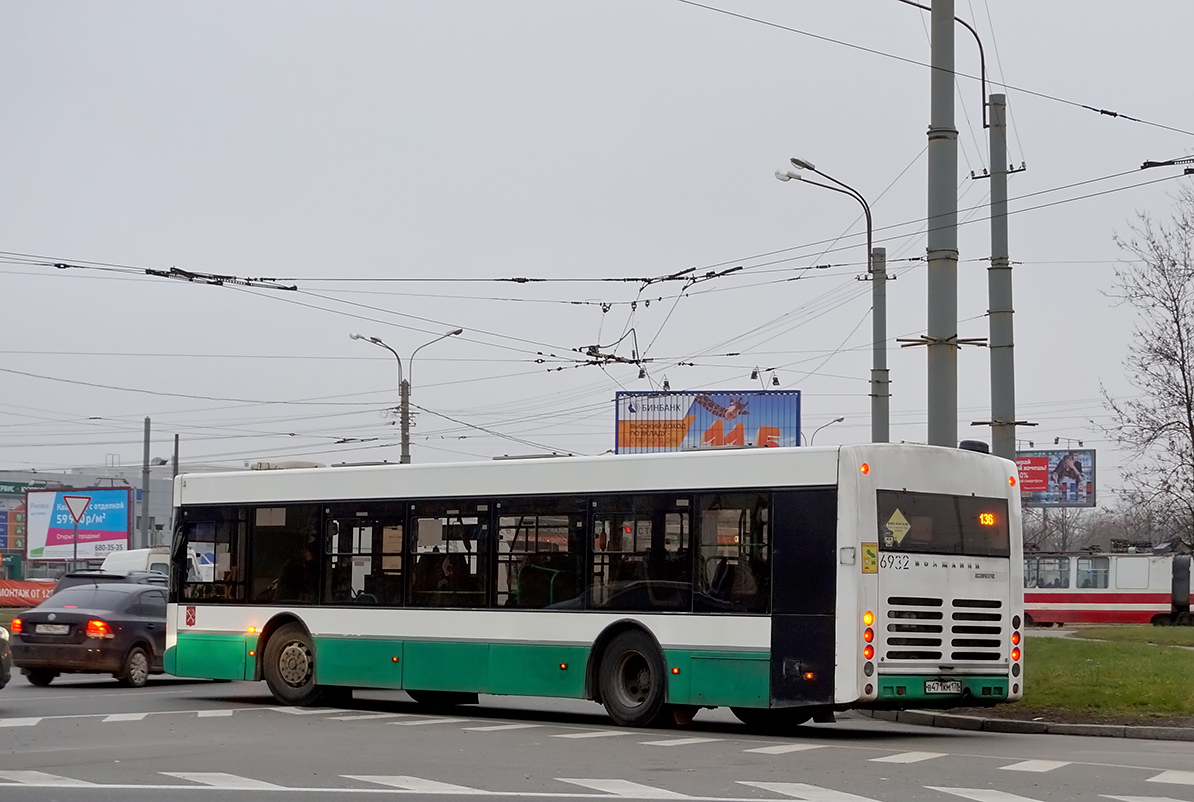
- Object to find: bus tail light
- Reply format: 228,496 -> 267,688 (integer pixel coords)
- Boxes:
86,620 -> 115,639
1010,647 -> 1021,662
1011,631 -> 1020,646
863,628 -> 874,643
863,644 -> 874,660
10,617 -> 21,634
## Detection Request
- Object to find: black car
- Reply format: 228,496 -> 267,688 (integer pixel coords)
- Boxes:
10,583 -> 167,688
54,570 -> 167,593
0,625 -> 11,690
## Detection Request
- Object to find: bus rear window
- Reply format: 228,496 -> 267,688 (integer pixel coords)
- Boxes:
876,490 -> 1009,557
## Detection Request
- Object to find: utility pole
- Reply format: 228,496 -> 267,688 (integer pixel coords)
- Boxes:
140,417 -> 150,550
988,94 -> 1015,460
399,378 -> 412,465
871,247 -> 889,443
926,0 -> 959,447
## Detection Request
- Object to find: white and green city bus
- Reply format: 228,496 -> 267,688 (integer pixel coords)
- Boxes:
166,444 -> 1023,728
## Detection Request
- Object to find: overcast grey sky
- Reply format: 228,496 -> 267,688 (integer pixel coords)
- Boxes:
2,1 -> 1192,497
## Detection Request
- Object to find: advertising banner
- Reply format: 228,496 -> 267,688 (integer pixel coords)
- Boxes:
25,488 -> 132,560
0,579 -> 56,607
1015,449 -> 1096,508
615,390 -> 801,454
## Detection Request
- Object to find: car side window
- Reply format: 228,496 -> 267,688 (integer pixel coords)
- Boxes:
138,590 -> 167,618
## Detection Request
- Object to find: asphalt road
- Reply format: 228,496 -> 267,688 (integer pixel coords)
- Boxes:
1,674 -> 1192,801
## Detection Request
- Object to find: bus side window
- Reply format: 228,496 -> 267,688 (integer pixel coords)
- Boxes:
696,493 -> 770,614
176,506 -> 246,604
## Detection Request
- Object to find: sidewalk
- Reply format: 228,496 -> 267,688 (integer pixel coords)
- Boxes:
860,708 -> 1194,741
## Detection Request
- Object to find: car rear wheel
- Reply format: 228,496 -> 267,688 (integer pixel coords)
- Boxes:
118,646 -> 151,688
25,669 -> 57,687
263,623 -> 321,705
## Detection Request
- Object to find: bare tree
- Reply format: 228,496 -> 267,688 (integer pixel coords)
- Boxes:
1103,188 -> 1194,548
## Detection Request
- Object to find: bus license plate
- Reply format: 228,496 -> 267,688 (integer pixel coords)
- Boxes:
925,679 -> 962,694
35,624 -> 70,635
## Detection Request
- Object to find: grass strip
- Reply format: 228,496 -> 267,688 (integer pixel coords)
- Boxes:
1021,636 -> 1194,718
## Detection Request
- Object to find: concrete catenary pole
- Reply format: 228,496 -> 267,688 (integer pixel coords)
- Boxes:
988,94 -> 1016,460
399,378 -> 412,465
926,0 -> 959,447
140,416 -> 151,549
871,247 -> 889,443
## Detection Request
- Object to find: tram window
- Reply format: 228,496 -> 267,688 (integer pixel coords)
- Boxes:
696,493 -> 770,613
409,500 -> 489,608
591,495 -> 691,612
1035,556 -> 1070,589
495,497 -> 585,609
1023,556 -> 1037,588
1076,556 -> 1109,589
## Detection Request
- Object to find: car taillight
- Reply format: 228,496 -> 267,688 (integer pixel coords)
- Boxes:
10,617 -> 21,634
86,620 -> 115,639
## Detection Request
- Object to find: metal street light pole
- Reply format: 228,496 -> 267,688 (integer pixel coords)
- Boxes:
776,161 -> 888,442
809,417 -> 846,446
350,328 -> 464,464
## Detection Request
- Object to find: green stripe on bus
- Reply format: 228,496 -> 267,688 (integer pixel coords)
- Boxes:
876,675 -> 1008,702
172,633 -> 256,681
174,631 -> 772,707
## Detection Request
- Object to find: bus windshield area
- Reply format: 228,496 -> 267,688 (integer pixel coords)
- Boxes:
876,490 -> 1009,557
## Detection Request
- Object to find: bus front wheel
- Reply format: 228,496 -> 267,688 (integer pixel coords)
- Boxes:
599,630 -> 666,727
263,623 -> 321,706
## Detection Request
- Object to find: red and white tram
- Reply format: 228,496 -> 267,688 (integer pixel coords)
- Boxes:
1023,551 -> 1192,626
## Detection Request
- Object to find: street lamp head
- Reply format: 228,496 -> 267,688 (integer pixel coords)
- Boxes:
774,169 -> 803,182
349,333 -> 363,340
790,157 -> 816,171
833,416 -> 845,424
448,328 -> 464,336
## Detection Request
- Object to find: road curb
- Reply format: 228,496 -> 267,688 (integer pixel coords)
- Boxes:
859,710 -> 1194,741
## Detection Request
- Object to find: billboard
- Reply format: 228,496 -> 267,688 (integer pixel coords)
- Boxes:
615,390 -> 801,454
1015,450 -> 1096,508
25,488 -> 132,561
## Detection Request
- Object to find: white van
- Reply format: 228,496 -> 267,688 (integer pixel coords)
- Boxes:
100,548 -> 170,576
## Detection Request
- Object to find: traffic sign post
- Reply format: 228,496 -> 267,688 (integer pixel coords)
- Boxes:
62,495 -> 92,568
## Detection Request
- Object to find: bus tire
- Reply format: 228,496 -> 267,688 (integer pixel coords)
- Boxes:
598,630 -> 666,727
731,706 -> 812,733
263,623 -> 321,706
406,690 -> 477,709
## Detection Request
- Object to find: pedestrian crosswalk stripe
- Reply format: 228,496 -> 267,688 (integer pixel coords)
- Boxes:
557,778 -> 690,798
0,771 -> 94,786
1147,771 -> 1194,786
870,751 -> 946,764
1104,794 -> 1194,802
0,718 -> 41,728
738,780 -> 882,800
927,787 -> 1048,801
552,730 -> 629,739
464,723 -> 541,732
346,775 -> 484,793
998,760 -> 1071,773
103,713 -> 149,722
743,744 -> 826,754
162,772 -> 286,789
327,713 -> 405,721
196,710 -> 235,717
638,737 -> 720,747
388,717 -> 464,726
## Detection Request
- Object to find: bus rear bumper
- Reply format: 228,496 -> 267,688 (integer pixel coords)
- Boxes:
872,674 -> 1009,706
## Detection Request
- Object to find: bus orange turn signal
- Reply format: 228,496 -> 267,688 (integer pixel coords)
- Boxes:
863,611 -> 874,626
1009,475 -> 1017,487
860,463 -> 870,475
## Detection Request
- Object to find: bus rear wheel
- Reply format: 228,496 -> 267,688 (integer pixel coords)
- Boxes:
731,706 -> 812,733
599,630 -> 666,727
263,623 -> 321,706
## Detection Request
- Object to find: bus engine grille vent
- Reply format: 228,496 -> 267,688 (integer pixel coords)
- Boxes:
949,598 -> 1004,660
883,597 -> 944,660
